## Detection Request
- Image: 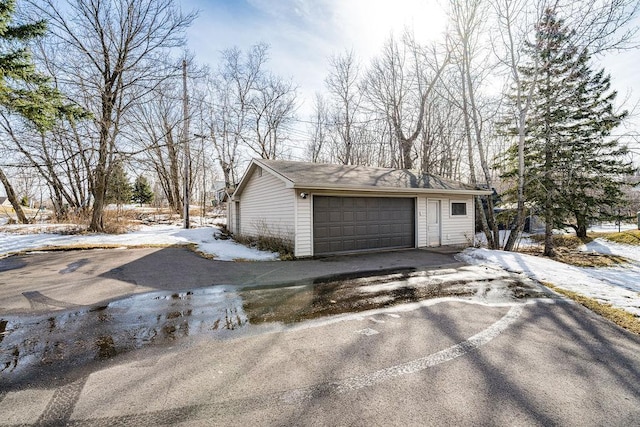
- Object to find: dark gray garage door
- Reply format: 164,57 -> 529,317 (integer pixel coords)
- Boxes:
313,196 -> 415,255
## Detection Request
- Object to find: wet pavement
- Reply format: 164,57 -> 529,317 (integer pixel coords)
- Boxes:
0,264 -> 549,389
3,248 -> 640,426
0,247 -> 462,314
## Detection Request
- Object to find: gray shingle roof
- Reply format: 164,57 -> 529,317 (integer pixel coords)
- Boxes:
252,159 -> 488,194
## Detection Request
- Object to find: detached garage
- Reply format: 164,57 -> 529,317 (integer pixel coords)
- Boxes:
228,159 -> 491,257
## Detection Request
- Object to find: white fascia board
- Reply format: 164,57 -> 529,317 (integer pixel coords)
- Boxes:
292,183 -> 492,196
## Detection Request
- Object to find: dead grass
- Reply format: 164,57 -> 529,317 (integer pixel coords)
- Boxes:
591,229 -> 640,246
520,247 -> 629,267
528,233 -> 591,249
523,233 -> 628,267
544,282 -> 640,335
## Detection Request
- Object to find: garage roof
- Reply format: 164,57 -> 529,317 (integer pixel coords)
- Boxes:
234,159 -> 493,196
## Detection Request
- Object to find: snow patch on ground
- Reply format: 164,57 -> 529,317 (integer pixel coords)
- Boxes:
0,224 -> 278,261
474,230 -> 536,249
457,247 -> 640,316
582,238 -> 640,263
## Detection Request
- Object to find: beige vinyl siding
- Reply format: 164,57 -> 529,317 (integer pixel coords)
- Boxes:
441,197 -> 474,245
416,196 -> 427,247
228,201 -> 236,234
238,167 -> 295,241
295,192 -> 312,257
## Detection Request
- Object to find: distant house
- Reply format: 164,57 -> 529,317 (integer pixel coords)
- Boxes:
229,159 -> 492,257
0,196 -> 12,208
212,181 -> 233,205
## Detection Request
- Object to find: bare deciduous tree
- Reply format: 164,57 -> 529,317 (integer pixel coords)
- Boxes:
449,0 -> 502,248
28,0 -> 195,231
249,72 -> 297,159
364,34 -> 450,169
325,50 -> 362,165
307,93 -> 330,162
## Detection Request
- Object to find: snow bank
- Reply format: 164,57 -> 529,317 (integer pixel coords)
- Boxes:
457,248 -> 640,316
0,224 -> 278,261
583,238 -> 640,263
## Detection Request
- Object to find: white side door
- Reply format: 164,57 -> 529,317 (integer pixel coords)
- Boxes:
427,200 -> 441,247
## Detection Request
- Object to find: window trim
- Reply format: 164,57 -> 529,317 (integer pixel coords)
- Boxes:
450,200 -> 469,217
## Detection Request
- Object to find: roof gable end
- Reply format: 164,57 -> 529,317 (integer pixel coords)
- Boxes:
232,159 -> 295,198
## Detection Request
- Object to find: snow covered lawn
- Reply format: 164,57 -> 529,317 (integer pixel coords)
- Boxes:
458,238 -> 640,317
0,224 -> 278,261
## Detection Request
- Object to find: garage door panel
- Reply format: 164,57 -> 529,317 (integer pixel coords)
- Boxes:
315,197 -> 329,208
314,196 -> 415,255
329,226 -> 342,237
329,198 -> 342,208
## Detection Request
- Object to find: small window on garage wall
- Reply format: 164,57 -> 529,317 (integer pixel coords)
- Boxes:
451,201 -> 468,216
256,167 -> 262,177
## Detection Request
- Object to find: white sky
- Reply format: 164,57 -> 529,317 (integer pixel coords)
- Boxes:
183,0 -> 449,117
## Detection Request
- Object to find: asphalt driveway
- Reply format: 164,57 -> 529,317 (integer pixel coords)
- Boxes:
1,247 -> 639,426
1,297 -> 639,426
0,247 -> 462,314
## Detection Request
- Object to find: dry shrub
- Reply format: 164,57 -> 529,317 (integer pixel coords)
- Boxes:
189,207 -> 206,217
101,209 -> 139,234
234,233 -> 293,260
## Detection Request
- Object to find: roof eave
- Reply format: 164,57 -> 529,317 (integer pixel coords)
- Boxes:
292,183 -> 492,196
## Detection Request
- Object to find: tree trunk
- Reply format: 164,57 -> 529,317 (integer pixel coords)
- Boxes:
90,84 -> 116,232
90,163 -> 107,231
543,207 -> 555,257
399,138 -> 413,169
0,167 -> 29,224
89,108 -> 112,232
503,111 -> 527,252
575,214 -> 588,238
543,145 -> 555,257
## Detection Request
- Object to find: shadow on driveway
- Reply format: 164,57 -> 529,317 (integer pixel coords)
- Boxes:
98,247 -> 463,290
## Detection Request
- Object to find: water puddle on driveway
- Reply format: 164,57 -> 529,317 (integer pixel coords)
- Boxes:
0,265 -> 550,386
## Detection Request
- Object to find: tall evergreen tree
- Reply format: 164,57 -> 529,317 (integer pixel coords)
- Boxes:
501,8 -> 634,256
559,66 -> 633,238
132,175 -> 154,206
0,0 -> 78,223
